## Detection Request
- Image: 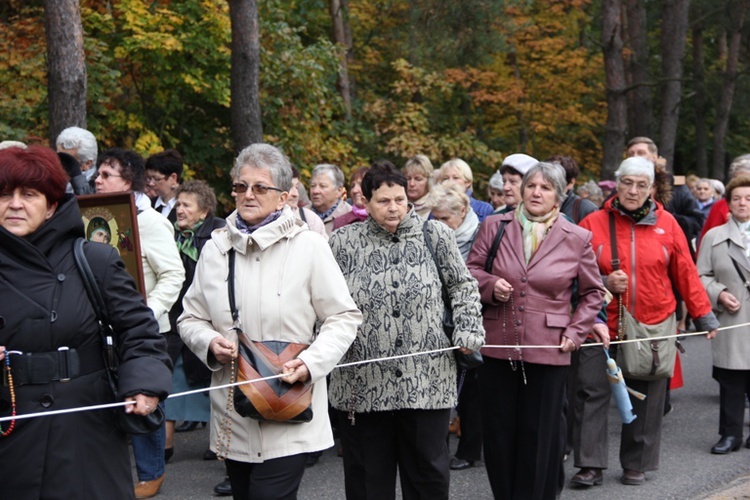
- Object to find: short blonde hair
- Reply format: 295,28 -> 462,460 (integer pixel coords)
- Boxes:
427,182 -> 470,216
438,158 -> 473,185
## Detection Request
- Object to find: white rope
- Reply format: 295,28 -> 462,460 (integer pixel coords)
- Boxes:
1,322 -> 748,424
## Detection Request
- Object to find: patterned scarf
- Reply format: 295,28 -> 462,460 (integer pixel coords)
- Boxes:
175,219 -> 205,262
515,203 -> 559,264
312,199 -> 341,220
613,196 -> 652,222
235,211 -> 282,234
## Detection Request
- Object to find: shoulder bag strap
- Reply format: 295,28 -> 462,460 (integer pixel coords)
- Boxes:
609,212 -> 620,271
727,240 -> 750,292
227,248 -> 240,326
422,222 -> 450,308
573,197 -> 582,224
484,220 -> 509,273
73,237 -> 119,394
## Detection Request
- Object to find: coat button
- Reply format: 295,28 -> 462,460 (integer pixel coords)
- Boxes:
518,306 -> 525,312
40,394 -> 55,408
393,281 -> 399,288
57,274 -> 66,282
516,320 -> 522,326
519,291 -> 526,297
520,277 -> 527,283
395,338 -> 403,347
395,369 -> 403,377
393,258 -> 400,264
393,310 -> 401,318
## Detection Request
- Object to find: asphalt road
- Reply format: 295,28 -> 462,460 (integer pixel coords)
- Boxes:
141,335 -> 750,499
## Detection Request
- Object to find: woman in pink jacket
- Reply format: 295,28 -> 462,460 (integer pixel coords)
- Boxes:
466,162 -> 605,499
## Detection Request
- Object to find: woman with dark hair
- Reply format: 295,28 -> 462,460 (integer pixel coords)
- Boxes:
96,147 -> 185,498
697,175 -> 750,454
145,149 -> 184,223
329,161 -> 485,499
333,166 -> 370,230
466,161 -> 605,499
0,146 -> 172,499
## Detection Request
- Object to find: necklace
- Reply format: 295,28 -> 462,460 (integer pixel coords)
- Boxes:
1,350 -> 17,437
502,294 -> 527,384
214,356 -> 236,460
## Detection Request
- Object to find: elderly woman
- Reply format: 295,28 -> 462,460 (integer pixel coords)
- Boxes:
695,178 -> 718,219
95,148 -> 185,498
310,163 -> 352,234
697,176 -> 750,454
438,158 -> 493,222
163,180 -> 226,453
428,182 -> 479,260
0,146 -> 171,499
329,161 -> 485,499
403,154 -> 434,218
178,144 -> 361,500
288,166 -> 327,239
334,166 -> 370,230
499,153 -> 538,213
487,171 -> 506,213
577,156 -> 718,486
700,155 -> 750,246
466,161 -> 604,499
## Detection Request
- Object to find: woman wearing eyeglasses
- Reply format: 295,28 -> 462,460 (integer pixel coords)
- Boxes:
95,148 -> 185,498
179,143 -> 361,500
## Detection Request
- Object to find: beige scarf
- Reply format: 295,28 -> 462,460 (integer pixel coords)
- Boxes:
515,203 -> 559,264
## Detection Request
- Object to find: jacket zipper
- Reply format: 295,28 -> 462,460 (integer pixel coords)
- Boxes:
630,223 -> 636,314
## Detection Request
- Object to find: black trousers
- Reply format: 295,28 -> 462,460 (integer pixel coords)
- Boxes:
225,454 -> 307,500
713,366 -> 750,439
455,368 -> 483,462
479,358 -> 568,500
339,408 -> 451,500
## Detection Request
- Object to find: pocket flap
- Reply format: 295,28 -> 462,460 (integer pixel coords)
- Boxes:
545,312 -> 570,328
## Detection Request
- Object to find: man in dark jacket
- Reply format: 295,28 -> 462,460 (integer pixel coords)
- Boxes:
546,155 -> 598,224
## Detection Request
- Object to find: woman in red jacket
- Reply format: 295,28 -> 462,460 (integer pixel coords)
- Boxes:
575,156 -> 719,487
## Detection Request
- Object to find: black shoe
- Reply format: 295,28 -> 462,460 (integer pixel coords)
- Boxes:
203,449 -> 218,461
711,436 -> 742,454
449,457 -> 475,470
164,447 -> 174,463
214,477 -> 232,496
175,421 -> 199,433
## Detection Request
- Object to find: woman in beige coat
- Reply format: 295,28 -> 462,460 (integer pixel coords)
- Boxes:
697,175 -> 750,455
179,144 -> 361,499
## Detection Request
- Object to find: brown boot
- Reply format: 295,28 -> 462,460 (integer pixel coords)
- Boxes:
135,474 -> 165,499
448,416 -> 461,437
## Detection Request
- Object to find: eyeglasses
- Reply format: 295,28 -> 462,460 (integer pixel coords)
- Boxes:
619,179 -> 651,191
232,183 -> 284,195
145,175 -> 166,184
97,171 -> 123,180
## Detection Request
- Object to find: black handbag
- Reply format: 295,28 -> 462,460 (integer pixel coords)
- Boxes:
73,238 -> 165,434
422,222 -> 483,370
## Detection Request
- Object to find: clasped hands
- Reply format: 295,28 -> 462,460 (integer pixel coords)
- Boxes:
208,336 -> 309,384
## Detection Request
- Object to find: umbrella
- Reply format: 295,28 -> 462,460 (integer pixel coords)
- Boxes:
605,349 -> 645,424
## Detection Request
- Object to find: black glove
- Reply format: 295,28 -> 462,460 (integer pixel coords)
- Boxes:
58,152 -> 82,179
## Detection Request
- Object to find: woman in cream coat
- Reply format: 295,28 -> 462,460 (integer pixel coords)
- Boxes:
179,144 -> 361,500
697,175 -> 750,455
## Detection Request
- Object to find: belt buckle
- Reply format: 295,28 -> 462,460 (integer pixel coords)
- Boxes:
58,346 -> 71,382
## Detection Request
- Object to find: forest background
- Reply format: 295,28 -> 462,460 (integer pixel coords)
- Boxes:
1,0 -> 749,210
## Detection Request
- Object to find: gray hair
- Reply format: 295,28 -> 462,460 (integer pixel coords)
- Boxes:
56,127 -> 97,164
729,154 -> 750,178
710,178 -> 725,197
311,164 -> 345,188
614,156 -> 654,184
489,171 -> 504,190
521,162 -> 568,205
231,143 -> 292,192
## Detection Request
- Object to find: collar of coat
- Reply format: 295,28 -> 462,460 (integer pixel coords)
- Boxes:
603,196 -> 660,226
216,205 -> 306,255
364,207 -> 422,239
709,217 -> 750,274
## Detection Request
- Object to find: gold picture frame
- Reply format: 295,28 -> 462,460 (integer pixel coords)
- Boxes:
77,192 -> 146,297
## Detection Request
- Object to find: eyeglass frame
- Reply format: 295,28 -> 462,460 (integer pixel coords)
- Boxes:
231,182 -> 285,196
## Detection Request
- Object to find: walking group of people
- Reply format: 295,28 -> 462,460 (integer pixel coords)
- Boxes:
0,129 -> 747,500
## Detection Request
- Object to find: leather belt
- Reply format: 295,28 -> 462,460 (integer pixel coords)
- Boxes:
6,344 -> 105,386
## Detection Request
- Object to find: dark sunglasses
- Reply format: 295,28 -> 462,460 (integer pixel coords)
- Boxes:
232,183 -> 284,195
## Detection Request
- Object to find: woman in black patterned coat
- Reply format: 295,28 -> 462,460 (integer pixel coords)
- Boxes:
329,161 -> 485,500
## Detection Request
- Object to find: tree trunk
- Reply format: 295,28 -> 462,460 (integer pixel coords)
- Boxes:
44,0 -> 87,146
692,25 -> 708,177
228,0 -> 262,152
711,0 -> 749,180
658,0 -> 691,171
329,0 -> 352,120
601,0 -> 628,180
624,0 -> 652,138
